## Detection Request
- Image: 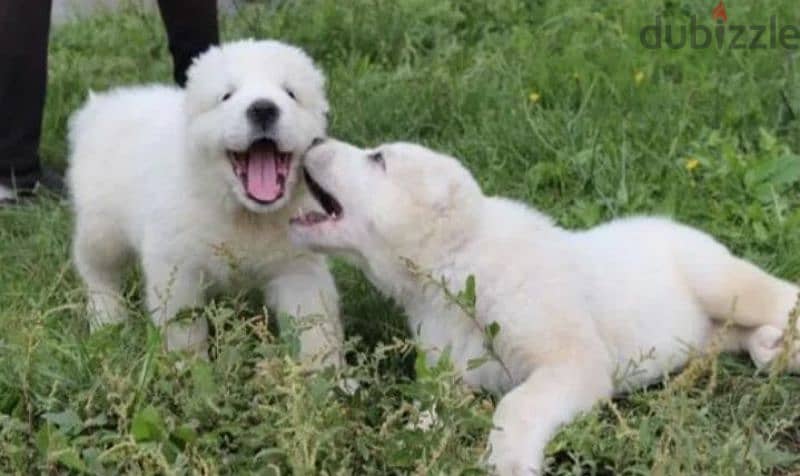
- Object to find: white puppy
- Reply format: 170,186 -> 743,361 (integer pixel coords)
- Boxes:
290,139 -> 800,475
68,40 -> 343,368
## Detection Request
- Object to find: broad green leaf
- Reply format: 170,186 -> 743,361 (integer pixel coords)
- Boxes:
173,424 -> 198,444
463,275 -> 476,308
486,321 -> 501,340
42,409 -> 83,436
191,360 -> 217,398
55,448 -> 87,473
467,355 -> 492,370
414,348 -> 431,380
131,405 -> 166,443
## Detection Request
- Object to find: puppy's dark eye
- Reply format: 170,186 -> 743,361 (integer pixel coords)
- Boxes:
284,87 -> 297,101
368,152 -> 385,170
221,91 -> 233,102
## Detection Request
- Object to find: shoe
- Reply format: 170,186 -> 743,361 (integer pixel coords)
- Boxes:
28,167 -> 66,198
0,167 -> 65,203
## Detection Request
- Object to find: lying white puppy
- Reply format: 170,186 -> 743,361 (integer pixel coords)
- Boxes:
68,40 -> 343,367
290,139 -> 800,474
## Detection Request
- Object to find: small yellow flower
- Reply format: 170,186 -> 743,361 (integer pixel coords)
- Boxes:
529,91 -> 541,103
634,70 -> 646,86
685,158 -> 700,171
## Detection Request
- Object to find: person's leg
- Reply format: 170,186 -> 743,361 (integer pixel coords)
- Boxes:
0,0 -> 53,196
156,0 -> 219,87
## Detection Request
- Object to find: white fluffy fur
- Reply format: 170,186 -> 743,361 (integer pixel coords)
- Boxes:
290,139 -> 800,475
68,40 -> 343,367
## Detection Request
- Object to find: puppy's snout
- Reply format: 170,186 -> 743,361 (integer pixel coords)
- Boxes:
247,99 -> 280,130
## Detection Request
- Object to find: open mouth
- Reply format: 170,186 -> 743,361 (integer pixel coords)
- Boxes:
228,139 -> 292,204
290,169 -> 344,226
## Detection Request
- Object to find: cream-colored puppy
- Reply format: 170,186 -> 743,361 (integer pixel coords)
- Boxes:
289,139 -> 800,475
68,40 -> 342,368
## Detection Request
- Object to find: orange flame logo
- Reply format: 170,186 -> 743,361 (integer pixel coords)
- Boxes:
712,1 -> 728,22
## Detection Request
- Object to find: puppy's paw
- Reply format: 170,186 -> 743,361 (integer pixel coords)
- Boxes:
165,318 -> 209,356
88,311 -> 128,333
336,377 -> 360,396
486,427 -> 541,476
747,325 -> 800,372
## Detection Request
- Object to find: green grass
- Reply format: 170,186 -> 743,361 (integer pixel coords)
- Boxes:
2,0 -> 800,473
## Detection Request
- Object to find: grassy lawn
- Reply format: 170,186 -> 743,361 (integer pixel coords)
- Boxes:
2,0 -> 800,473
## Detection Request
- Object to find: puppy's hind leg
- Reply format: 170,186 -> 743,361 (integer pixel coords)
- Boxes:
677,233 -> 800,371
73,220 -> 130,331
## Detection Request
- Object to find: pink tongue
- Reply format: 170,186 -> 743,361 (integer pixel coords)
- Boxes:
246,146 -> 280,202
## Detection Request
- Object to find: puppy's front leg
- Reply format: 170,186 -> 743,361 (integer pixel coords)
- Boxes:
144,257 -> 208,355
265,256 -> 343,370
488,361 -> 613,475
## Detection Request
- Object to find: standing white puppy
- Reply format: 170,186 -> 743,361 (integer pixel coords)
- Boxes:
289,139 -> 800,475
68,40 -> 343,368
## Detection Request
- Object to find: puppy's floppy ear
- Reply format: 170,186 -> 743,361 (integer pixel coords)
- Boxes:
426,175 -> 462,217
183,45 -> 228,117
435,154 -> 484,212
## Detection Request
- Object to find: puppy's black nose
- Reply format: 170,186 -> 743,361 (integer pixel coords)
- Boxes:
247,99 -> 280,130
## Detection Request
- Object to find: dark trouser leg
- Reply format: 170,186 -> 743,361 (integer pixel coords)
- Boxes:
0,0 -> 53,189
156,0 -> 219,87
